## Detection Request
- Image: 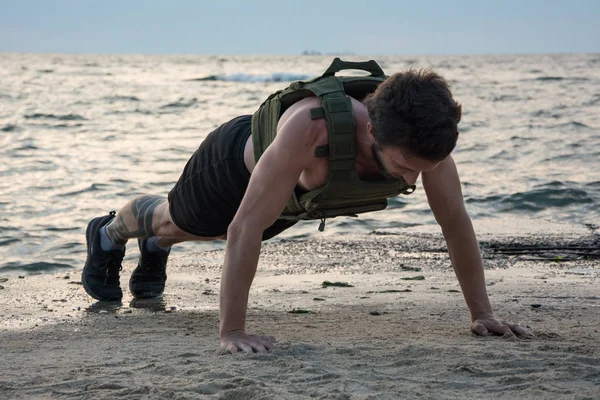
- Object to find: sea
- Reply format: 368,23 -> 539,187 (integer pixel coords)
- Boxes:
1,53 -> 599,277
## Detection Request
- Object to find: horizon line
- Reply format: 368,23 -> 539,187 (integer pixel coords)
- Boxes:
1,50 -> 599,58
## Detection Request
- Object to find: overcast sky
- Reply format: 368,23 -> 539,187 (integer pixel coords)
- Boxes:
1,0 -> 598,55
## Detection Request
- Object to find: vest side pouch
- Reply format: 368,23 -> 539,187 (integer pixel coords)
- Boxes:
307,200 -> 388,219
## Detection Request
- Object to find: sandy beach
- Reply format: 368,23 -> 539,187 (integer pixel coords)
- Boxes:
1,219 -> 598,399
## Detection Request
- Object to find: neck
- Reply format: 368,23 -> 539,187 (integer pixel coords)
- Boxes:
354,98 -> 384,179
355,119 -> 380,179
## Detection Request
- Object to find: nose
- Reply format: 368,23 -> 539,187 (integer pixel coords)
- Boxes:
403,171 -> 419,186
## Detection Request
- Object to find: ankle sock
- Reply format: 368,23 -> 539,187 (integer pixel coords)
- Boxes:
145,236 -> 171,253
100,225 -> 126,251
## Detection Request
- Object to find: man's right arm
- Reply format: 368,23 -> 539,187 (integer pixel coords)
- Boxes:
219,107 -> 325,353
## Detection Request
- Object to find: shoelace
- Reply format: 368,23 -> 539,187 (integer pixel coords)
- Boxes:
102,259 -> 123,285
142,255 -> 167,279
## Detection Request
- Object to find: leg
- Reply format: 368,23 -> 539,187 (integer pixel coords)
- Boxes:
83,116 -> 251,302
104,195 -> 166,245
120,197 -> 224,299
104,195 -> 224,247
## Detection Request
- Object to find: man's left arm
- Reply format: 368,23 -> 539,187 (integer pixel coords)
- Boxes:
421,156 -> 532,337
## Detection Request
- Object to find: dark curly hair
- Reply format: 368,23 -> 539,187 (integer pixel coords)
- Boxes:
364,69 -> 462,162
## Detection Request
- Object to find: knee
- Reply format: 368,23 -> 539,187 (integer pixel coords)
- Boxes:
153,201 -> 183,238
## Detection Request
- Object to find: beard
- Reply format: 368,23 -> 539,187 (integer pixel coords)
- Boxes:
371,142 -> 396,181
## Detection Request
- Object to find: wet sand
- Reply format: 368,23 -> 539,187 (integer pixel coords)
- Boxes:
1,220 -> 599,399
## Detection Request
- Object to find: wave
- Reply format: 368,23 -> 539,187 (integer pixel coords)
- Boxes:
110,178 -> 133,184
0,261 -> 72,274
583,95 -> 600,106
26,122 -> 84,129
44,226 -> 79,232
489,150 -> 514,160
541,153 -> 581,162
1,124 -> 21,132
160,98 -> 200,109
466,181 -> 595,212
585,181 -> 600,189
536,76 -> 565,81
47,241 -> 81,251
103,95 -> 141,102
25,113 -> 87,121
531,76 -> 590,82
187,72 -> 313,83
105,109 -> 153,116
0,238 -> 20,247
531,110 -> 561,118
456,144 -> 487,152
549,121 -> 592,130
53,123 -> 84,129
492,95 -> 522,102
56,183 -> 109,197
13,144 -> 39,151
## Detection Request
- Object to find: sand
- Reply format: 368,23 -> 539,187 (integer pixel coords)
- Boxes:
1,219 -> 598,399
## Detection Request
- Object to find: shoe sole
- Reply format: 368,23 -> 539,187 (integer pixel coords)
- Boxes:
81,216 -> 122,301
129,274 -> 165,299
129,287 -> 164,299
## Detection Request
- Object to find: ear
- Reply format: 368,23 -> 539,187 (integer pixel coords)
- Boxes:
366,122 -> 375,140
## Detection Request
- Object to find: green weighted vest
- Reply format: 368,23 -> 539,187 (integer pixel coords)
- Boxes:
251,58 -> 415,230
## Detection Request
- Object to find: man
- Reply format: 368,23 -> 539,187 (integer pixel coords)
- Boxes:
82,59 -> 532,354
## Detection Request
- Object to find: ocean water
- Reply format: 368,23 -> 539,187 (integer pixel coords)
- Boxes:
1,53 -> 599,276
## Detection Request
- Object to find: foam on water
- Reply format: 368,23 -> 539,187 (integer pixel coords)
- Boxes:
189,72 -> 314,83
0,53 -> 599,275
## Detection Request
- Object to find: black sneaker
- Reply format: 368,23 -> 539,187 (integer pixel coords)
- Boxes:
81,211 -> 125,301
128,238 -> 170,298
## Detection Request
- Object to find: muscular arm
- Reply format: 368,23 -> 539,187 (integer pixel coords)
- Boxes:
422,156 -> 493,319
422,157 -> 531,337
220,107 -> 325,340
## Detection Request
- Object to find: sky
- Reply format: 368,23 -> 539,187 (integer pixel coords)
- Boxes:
0,0 -> 598,56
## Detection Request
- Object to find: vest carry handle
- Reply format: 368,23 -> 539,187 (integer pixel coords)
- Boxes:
322,58 -> 385,77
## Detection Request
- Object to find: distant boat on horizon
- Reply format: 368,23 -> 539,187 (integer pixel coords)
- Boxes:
301,50 -> 357,56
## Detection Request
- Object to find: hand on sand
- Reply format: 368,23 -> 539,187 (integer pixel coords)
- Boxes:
220,330 -> 277,354
471,315 -> 533,337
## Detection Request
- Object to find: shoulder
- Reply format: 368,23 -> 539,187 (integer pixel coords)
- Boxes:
422,156 -> 465,222
422,156 -> 460,194
276,97 -> 328,148
349,96 -> 370,127
422,155 -> 458,181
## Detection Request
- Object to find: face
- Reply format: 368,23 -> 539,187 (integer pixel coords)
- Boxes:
371,141 -> 439,185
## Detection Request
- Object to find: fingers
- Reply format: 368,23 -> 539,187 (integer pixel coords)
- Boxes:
472,318 -> 510,336
252,343 -> 268,353
259,335 -> 277,350
227,343 -> 238,354
507,322 -> 534,337
490,323 -> 514,336
473,318 -> 534,338
220,333 -> 277,354
235,340 -> 270,354
249,335 -> 275,352
261,335 -> 277,343
471,321 -> 490,336
239,343 -> 254,353
263,341 -> 276,351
